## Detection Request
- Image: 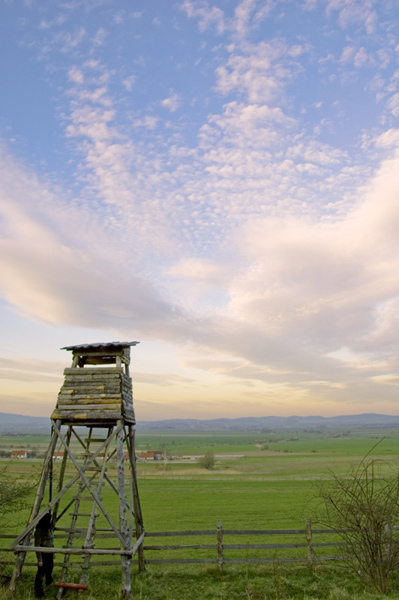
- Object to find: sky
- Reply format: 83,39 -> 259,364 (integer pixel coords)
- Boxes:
1,0 -> 399,421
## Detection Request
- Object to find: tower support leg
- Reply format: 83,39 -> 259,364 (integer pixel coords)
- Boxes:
127,425 -> 145,572
117,422 -> 131,600
9,422 -> 60,593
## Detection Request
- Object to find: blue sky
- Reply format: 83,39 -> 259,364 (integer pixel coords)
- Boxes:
1,0 -> 399,420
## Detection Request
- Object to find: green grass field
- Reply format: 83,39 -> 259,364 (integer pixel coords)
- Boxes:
2,428 -> 399,598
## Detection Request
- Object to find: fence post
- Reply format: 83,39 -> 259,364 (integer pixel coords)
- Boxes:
216,521 -> 224,572
306,518 -> 314,569
385,522 -> 393,563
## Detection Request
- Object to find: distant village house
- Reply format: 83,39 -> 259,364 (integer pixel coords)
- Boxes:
53,451 -> 64,460
137,451 -> 162,460
11,449 -> 27,459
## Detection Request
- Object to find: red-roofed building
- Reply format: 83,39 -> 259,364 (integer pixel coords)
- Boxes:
139,451 -> 162,460
11,450 -> 27,459
53,451 -> 64,460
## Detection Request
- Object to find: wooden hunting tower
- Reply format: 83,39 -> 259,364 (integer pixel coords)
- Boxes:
10,342 -> 145,600
51,342 -> 136,424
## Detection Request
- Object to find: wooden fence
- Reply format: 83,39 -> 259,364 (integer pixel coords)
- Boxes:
0,520 -> 348,571
142,520 -> 349,569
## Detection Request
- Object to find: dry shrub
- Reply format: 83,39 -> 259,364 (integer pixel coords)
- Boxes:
318,458 -> 399,594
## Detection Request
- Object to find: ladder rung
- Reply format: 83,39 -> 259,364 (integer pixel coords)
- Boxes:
69,513 -> 98,517
85,438 -> 108,442
55,583 -> 88,590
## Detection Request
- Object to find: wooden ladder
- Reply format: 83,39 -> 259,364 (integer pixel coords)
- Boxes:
56,428 -> 113,597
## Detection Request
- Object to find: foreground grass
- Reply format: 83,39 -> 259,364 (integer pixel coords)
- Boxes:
3,565 -> 399,600
4,429 -> 399,598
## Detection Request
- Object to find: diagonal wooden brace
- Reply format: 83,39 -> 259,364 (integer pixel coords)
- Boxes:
10,421 -> 124,549
51,421 -> 126,547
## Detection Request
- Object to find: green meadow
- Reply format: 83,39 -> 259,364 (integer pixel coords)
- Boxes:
2,428 -> 399,598
2,428 -> 399,532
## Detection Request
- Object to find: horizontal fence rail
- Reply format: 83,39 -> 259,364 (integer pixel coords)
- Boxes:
0,520 -> 353,570
141,521 -> 350,568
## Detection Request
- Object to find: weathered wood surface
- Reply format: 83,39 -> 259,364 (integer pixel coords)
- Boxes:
1,560 -> 136,568
6,526 -> 348,544
144,556 -> 346,565
58,386 -> 132,394
51,410 -> 124,422
144,544 -> 218,550
13,546 -> 138,556
127,425 -> 145,572
115,423 -> 131,598
68,346 -> 131,366
52,366 -> 134,424
145,558 -> 220,565
143,542 -> 346,551
56,404 -> 123,411
131,532 -> 145,556
52,421 -> 126,547
139,522 -> 348,568
2,521 -> 350,572
64,367 -> 125,375
10,422 -> 123,550
145,530 -> 216,537
59,391 -> 123,398
80,429 -> 113,591
59,383 -> 131,392
60,380 -> 131,388
306,517 -> 314,568
9,424 -> 60,592
58,388 -> 132,397
54,583 -> 88,590
217,520 -> 223,572
51,410 -> 135,424
57,427 -> 95,599
1,539 -> 348,551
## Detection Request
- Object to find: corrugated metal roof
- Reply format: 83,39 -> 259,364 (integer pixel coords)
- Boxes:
61,341 -> 139,351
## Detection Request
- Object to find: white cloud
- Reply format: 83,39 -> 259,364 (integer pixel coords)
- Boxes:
324,0 -> 378,34
234,0 -> 258,38
134,372 -> 195,386
386,93 -> 399,116
161,93 -> 181,112
286,140 -> 345,166
133,115 -> 159,130
56,27 -> 86,52
93,27 -> 107,46
0,144 -> 181,334
68,66 -> 84,84
0,357 -> 64,377
3,0 -> 399,417
340,45 -> 355,63
353,47 -> 370,68
374,129 -> 399,148
180,0 -> 226,34
181,0 -> 276,39
218,148 -> 399,378
215,41 -> 307,104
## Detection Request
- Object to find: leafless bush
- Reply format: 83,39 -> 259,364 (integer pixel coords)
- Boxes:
317,458 -> 399,594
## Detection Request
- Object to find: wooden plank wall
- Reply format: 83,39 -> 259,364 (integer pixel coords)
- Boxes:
51,368 -> 135,423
